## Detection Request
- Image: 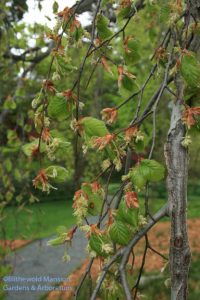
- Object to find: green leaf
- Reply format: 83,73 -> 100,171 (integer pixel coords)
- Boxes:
48,96 -> 69,120
47,235 -> 66,246
45,166 -> 69,183
129,166 -> 146,190
81,184 -> 102,216
180,54 -> 200,88
124,39 -> 141,65
22,139 -> 44,157
52,1 -> 58,13
122,75 -> 135,91
80,117 -> 109,139
89,233 -> 109,257
4,159 -> 12,172
129,159 -> 165,189
142,159 -> 165,181
96,14 -> 113,40
159,4 -> 171,23
3,98 -> 16,110
56,226 -> 67,235
74,27 -> 84,42
88,194 -> 102,216
109,220 -> 131,245
116,201 -> 139,227
117,6 -> 132,21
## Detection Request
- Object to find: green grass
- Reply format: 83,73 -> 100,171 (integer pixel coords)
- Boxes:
148,195 -> 200,219
1,190 -> 200,241
0,200 -> 75,240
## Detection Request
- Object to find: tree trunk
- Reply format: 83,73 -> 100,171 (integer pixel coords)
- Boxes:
164,75 -> 191,300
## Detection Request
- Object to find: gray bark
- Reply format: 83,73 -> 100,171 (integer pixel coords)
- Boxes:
164,75 -> 191,300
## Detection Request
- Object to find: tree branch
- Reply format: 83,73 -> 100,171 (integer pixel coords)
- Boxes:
90,204 -> 168,300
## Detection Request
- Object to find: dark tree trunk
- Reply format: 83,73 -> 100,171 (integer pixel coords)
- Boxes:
165,75 -> 191,300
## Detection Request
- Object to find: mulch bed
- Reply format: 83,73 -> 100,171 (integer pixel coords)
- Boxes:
47,219 -> 200,300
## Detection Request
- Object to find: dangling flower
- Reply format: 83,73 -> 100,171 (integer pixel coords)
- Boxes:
92,134 -> 115,151
124,191 -> 139,209
73,189 -> 89,225
70,119 -> 84,135
101,159 -> 112,171
120,0 -> 132,8
117,65 -> 136,87
57,7 -> 72,21
135,131 -> 144,143
91,181 -> 101,192
181,135 -> 192,148
61,89 -> 77,111
41,127 -> 51,143
69,18 -> 81,32
33,169 -> 50,192
43,80 -> 56,94
46,33 -> 61,43
101,56 -> 113,74
106,209 -> 114,227
155,47 -> 167,61
123,36 -> 133,53
182,106 -> 200,128
62,253 -> 71,262
101,108 -> 118,125
113,157 -> 122,171
101,243 -> 113,254
124,126 -> 138,143
31,145 -> 40,157
89,224 -> 104,236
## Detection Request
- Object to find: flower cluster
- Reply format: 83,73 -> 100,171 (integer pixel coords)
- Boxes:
124,126 -> 144,145
41,127 -> 51,143
117,65 -> 136,87
73,189 -> 89,225
92,134 -> 115,151
101,108 -> 118,124
124,190 -> 139,209
43,80 -> 56,94
125,126 -> 138,143
182,106 -> 200,129
61,89 -> 77,111
32,169 -> 52,193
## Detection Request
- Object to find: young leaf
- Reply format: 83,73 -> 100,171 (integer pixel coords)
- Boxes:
96,14 -> 113,40
124,39 -> 141,65
53,1 -> 59,14
89,233 -> 110,257
47,235 -> 66,246
129,159 -> 165,189
116,201 -> 139,227
117,6 -> 132,21
45,165 -> 69,183
22,139 -> 45,157
159,4 -> 171,23
109,220 -> 131,245
48,96 -> 69,120
180,54 -> 200,88
80,117 -> 109,139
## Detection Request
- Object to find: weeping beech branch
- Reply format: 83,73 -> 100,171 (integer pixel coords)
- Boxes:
90,204 -> 168,300
29,1 -> 200,299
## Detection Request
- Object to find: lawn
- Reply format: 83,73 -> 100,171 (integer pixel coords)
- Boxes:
1,191 -> 200,241
0,200 -> 75,240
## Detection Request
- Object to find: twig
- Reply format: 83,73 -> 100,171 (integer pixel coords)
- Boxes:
90,204 -> 168,300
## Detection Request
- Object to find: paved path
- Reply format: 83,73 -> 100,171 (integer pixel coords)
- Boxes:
4,218 -> 97,300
